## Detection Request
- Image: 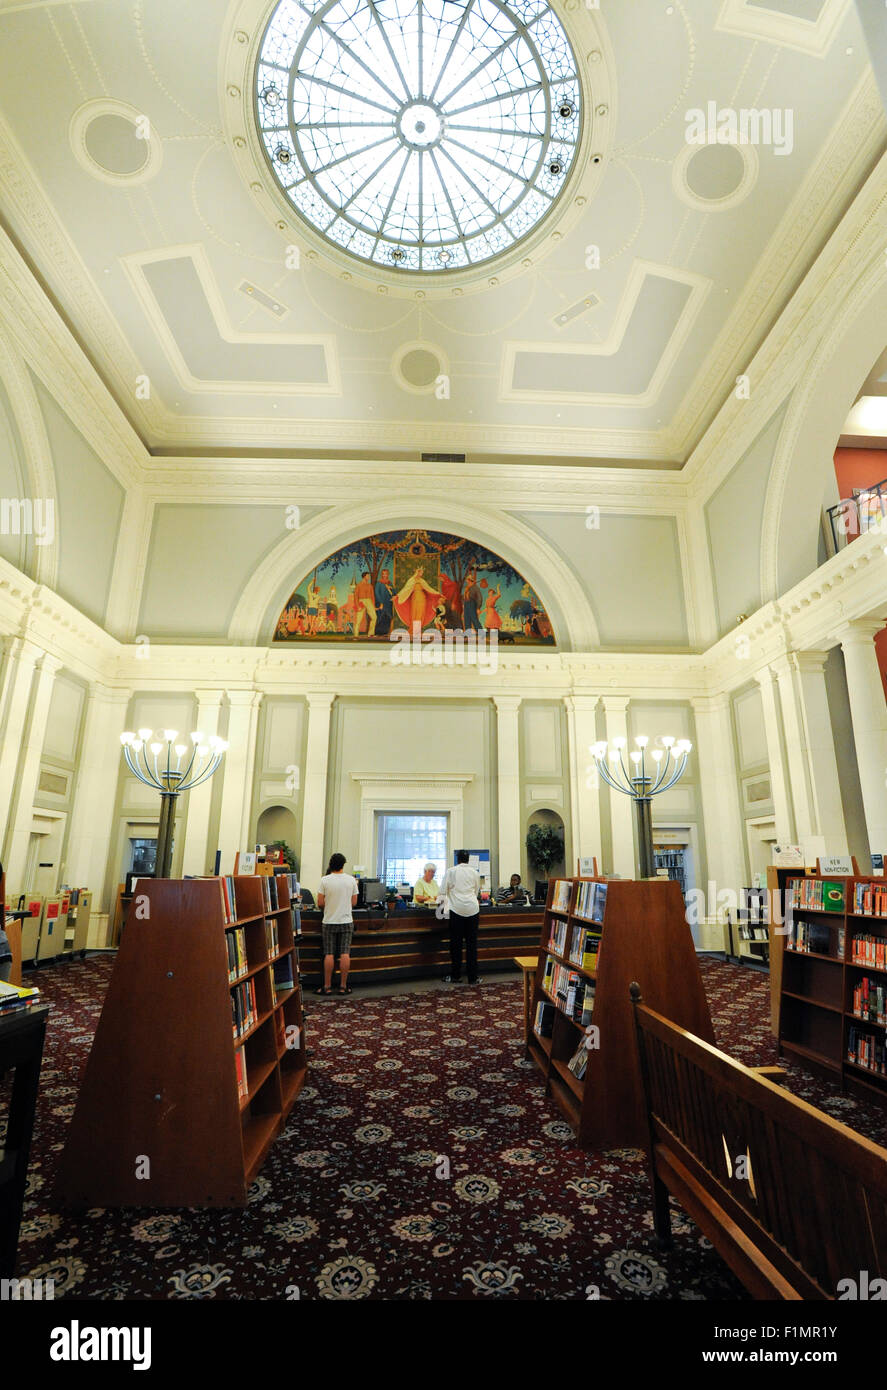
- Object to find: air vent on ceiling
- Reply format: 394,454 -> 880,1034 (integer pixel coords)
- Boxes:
421,453 -> 466,463
553,294 -> 600,328
238,280 -> 288,317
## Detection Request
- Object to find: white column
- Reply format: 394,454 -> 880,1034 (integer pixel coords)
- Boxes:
565,694 -> 602,869
600,695 -> 636,877
4,650 -> 63,887
65,684 -> 133,900
216,690 -> 263,875
691,693 -> 747,895
0,637 -> 41,854
774,651 -> 847,854
181,689 -> 225,876
299,692 -> 335,895
837,620 -> 887,861
493,695 -> 522,886
753,665 -> 795,843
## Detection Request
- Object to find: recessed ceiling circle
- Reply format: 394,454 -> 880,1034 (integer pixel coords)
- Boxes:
254,0 -> 582,274
69,98 -> 163,186
672,138 -> 758,213
392,339 -> 449,393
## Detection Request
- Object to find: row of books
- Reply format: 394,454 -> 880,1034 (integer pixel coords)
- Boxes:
265,918 -> 280,956
786,919 -> 843,956
551,879 -> 572,913
261,875 -> 283,911
541,955 -> 595,1025
549,916 -> 568,955
851,934 -> 887,970
0,980 -> 41,1015
851,976 -> 887,1025
219,875 -> 238,925
232,976 -> 258,1039
786,878 -> 845,913
847,1026 -> 886,1075
270,955 -> 295,1004
852,882 -> 887,918
568,924 -> 601,971
226,927 -> 248,982
534,999 -> 555,1038
575,879 -> 607,923
235,1048 -> 248,1100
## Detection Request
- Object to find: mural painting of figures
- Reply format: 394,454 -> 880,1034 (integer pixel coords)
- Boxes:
273,529 -> 556,646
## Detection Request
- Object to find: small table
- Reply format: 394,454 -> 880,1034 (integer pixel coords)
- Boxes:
0,1003 -> 49,1276
513,954 -> 539,1049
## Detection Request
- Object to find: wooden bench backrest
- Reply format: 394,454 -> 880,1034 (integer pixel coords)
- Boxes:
632,993 -> 887,1299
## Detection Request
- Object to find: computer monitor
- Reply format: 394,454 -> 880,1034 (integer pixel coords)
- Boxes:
398,883 -> 413,902
362,878 -> 386,906
534,880 -> 548,903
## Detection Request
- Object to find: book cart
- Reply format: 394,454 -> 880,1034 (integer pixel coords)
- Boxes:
55,875 -> 305,1208
774,871 -> 887,1110
527,875 -> 713,1149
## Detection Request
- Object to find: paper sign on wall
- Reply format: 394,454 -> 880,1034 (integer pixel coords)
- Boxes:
772,845 -> 804,867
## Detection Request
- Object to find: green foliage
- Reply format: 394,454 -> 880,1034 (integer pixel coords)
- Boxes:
267,840 -> 298,875
526,823 -> 564,875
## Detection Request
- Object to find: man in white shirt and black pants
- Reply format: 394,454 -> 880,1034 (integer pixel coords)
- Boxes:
441,849 -> 482,986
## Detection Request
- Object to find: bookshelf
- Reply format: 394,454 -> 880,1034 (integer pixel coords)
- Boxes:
55,874 -> 306,1208
527,875 -> 714,1149
776,872 -> 887,1108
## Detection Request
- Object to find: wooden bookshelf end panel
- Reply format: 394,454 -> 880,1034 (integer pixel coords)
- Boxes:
530,876 -> 712,1151
55,875 -> 306,1209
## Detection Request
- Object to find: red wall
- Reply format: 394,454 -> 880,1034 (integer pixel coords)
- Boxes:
833,447 -> 887,703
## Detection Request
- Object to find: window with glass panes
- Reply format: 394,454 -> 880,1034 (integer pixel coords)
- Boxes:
376,813 -> 448,887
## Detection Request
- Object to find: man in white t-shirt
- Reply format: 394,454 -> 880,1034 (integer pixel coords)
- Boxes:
440,850 -> 482,985
316,852 -> 358,996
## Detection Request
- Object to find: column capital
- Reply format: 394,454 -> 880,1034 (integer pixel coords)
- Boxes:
834,618 -> 887,648
305,690 -> 336,711
193,688 -> 226,708
789,650 -> 830,676
36,650 -> 63,677
690,692 -> 731,714
493,694 -> 522,714
226,688 -> 263,709
600,694 -> 630,715
564,694 -> 600,714
1,634 -> 40,667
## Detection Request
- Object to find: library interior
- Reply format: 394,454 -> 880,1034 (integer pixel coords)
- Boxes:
2,0 -> 887,1330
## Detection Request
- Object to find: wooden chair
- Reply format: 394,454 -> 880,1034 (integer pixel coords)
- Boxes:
630,983 -> 887,1300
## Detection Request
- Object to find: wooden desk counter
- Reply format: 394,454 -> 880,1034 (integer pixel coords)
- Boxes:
298,905 -> 543,985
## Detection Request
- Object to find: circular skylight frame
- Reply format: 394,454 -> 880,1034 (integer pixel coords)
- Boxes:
254,0 -> 583,276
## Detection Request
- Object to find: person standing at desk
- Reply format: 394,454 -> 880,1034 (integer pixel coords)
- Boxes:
316,853 -> 358,996
413,863 -> 440,906
441,850 -> 482,986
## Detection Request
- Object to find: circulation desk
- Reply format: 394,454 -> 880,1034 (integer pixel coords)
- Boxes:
299,904 -> 543,985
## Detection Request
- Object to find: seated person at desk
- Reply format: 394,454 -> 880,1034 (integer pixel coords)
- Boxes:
413,863 -> 440,907
496,873 -> 529,905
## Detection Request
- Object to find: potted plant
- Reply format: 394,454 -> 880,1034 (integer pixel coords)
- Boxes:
526,824 -> 564,879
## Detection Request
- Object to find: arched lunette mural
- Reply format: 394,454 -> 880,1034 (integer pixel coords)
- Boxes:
273,528 -> 556,645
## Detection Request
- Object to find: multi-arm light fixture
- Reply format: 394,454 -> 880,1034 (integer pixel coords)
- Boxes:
590,736 -> 692,879
119,729 -> 229,878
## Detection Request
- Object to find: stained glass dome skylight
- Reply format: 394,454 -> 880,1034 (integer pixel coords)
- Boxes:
255,0 -> 582,273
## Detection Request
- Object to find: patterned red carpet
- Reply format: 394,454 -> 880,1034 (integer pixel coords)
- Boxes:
5,955 -> 885,1301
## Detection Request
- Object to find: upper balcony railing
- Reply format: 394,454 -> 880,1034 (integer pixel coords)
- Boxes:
824,481 -> 887,555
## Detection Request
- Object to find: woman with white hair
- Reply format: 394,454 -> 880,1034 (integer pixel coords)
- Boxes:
413,862 -> 440,906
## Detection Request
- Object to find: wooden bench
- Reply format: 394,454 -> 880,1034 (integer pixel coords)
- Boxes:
629,982 -> 887,1300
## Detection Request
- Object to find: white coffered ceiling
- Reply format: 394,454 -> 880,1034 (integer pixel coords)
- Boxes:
0,0 -> 882,465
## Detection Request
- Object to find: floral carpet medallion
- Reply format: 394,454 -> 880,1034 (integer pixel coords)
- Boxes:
5,957 -> 885,1300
